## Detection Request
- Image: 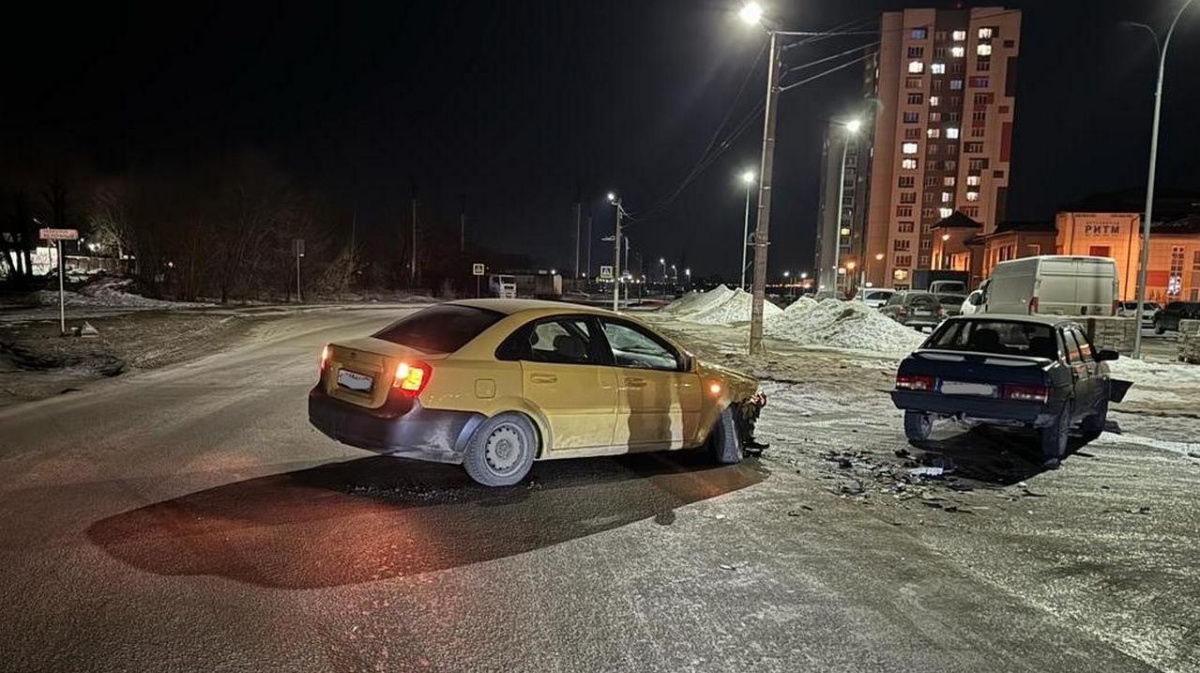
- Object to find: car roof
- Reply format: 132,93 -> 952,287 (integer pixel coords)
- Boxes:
448,298 -> 615,317
944,313 -> 1080,327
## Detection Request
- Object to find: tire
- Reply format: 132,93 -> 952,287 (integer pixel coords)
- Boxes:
709,406 -> 742,464
904,411 -> 933,443
1079,398 -> 1108,442
1039,407 -> 1070,460
461,412 -> 538,487
1155,322 -> 1165,335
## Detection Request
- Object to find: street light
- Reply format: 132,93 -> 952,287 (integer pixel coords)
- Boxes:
1130,0 -> 1196,359
608,193 -> 623,311
738,2 -> 763,25
738,169 -> 756,291
833,118 -> 863,296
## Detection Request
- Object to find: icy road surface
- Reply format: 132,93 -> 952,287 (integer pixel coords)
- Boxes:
0,307 -> 1197,672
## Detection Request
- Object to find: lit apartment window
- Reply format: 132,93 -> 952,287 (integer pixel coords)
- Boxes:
912,27 -> 928,39
902,142 -> 919,154
977,44 -> 992,56
929,95 -> 940,107
952,30 -> 966,41
908,61 -> 925,74
939,207 -> 954,218
950,79 -> 963,90
901,158 -> 918,170
941,192 -> 952,203
931,62 -> 945,74
946,127 -> 959,139
951,46 -> 965,58
978,27 -> 994,39
943,176 -> 956,186
966,191 -> 980,202
927,128 -> 940,139
967,175 -> 981,186
907,93 -> 923,104
840,227 -> 851,237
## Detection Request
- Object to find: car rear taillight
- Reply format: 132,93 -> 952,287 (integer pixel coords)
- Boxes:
1028,297 -> 1039,314
1004,384 -> 1048,403
319,345 -> 330,374
393,362 -> 430,395
895,373 -> 935,391
897,306 -> 908,317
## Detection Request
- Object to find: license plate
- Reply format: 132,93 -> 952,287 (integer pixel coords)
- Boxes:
940,381 -> 997,397
337,369 -> 374,393
913,310 -> 931,316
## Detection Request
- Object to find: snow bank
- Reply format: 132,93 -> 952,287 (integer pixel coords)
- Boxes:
766,298 -> 926,355
1109,357 -> 1200,390
664,285 -> 734,316
32,276 -> 194,309
686,288 -> 783,324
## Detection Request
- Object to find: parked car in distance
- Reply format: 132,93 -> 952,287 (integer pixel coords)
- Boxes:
929,279 -> 967,295
854,288 -> 895,309
309,299 -> 762,486
1154,301 -> 1200,334
961,289 -> 984,316
891,315 -> 1129,466
1117,300 -> 1160,329
979,255 -> 1119,317
879,291 -> 946,331
938,293 -> 968,318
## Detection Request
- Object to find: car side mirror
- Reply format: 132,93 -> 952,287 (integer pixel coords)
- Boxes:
968,293 -> 982,306
1095,349 -> 1119,362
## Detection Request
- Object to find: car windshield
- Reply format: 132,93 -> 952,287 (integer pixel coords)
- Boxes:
373,305 -> 504,353
926,319 -> 1058,359
937,294 -> 966,305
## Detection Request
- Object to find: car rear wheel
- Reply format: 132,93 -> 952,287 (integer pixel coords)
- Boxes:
903,411 -> 933,443
709,407 -> 742,464
1079,399 -> 1108,442
1039,407 -> 1070,461
462,412 -> 537,487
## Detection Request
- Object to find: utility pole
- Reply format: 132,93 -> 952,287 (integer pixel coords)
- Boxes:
748,30 -> 781,354
574,201 -> 582,279
610,195 -> 622,312
586,214 -> 593,277
410,178 -> 418,286
1132,0 -> 1195,359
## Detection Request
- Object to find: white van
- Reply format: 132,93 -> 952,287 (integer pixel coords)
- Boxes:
975,256 -> 1118,317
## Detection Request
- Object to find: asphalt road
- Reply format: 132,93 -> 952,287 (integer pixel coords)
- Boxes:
0,308 -> 1183,672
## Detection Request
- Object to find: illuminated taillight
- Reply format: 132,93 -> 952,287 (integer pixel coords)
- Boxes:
708,381 -> 723,396
319,345 -> 330,373
393,362 -> 430,395
895,373 -> 935,391
1028,297 -> 1039,314
1004,384 -> 1048,403
897,306 -> 907,317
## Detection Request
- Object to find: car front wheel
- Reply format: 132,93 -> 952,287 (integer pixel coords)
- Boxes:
1155,321 -> 1165,335
904,411 -> 933,443
462,412 -> 538,487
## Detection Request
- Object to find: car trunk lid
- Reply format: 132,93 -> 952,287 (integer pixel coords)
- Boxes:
903,349 -> 1051,393
322,337 -> 447,409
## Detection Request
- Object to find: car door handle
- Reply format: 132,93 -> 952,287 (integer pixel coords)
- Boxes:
530,374 -> 557,384
626,377 -> 647,388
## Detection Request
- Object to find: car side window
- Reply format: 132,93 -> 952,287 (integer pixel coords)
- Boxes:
1071,327 -> 1094,361
886,294 -> 904,306
600,320 -> 680,371
1061,328 -> 1083,364
527,319 -> 595,365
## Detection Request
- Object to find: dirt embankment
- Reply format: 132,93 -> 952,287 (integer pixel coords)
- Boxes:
0,311 -> 270,408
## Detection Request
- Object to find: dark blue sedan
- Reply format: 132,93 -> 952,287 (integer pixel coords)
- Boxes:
890,315 -> 1130,467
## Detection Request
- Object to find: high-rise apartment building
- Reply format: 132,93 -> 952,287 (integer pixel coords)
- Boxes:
815,7 -> 1021,291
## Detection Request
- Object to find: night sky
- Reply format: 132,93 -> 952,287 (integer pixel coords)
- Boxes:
3,0 -> 1199,280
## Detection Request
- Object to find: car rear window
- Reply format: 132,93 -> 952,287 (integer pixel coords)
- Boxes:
927,319 -> 1058,359
373,305 -> 504,354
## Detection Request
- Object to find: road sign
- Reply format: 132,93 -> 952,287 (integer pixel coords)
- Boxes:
599,265 -> 614,281
39,228 -> 78,241
472,263 -> 486,276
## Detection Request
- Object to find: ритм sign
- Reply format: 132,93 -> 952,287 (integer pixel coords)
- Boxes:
1083,222 -> 1122,236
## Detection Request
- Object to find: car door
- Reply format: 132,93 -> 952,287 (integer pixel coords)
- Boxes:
598,318 -> 701,450
513,317 -> 618,451
1060,326 -> 1098,420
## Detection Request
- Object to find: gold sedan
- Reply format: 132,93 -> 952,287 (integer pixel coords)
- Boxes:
309,299 -> 762,486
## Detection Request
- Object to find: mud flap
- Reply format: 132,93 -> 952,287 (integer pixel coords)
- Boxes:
1109,379 -> 1133,404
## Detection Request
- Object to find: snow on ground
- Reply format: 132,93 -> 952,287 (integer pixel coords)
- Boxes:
31,276 -> 200,309
686,288 -> 783,324
766,297 -> 926,355
1109,356 -> 1200,390
663,285 -> 734,316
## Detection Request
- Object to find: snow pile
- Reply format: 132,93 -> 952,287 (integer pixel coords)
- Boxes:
686,288 -> 783,324
766,297 -> 926,354
31,276 -> 195,309
664,285 -> 735,316
1109,357 -> 1200,390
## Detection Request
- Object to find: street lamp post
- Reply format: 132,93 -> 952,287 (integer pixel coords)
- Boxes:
867,252 -> 884,288
833,119 -> 862,295
659,257 -> 667,283
1131,0 -> 1195,359
740,170 -> 755,290
608,192 -> 622,312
